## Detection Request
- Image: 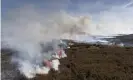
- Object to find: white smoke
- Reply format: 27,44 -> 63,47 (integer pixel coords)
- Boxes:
2,0 -> 133,79
2,6 -> 90,78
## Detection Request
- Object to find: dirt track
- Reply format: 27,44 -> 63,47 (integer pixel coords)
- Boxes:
1,42 -> 133,80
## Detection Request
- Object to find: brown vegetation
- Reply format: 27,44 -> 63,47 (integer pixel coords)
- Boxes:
1,42 -> 133,80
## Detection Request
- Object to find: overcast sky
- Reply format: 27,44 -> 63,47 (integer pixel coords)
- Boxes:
1,0 -> 132,18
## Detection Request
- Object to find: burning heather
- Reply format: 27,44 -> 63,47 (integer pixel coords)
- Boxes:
9,40 -> 68,79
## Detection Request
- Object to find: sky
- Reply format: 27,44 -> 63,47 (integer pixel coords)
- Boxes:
1,0 -> 131,18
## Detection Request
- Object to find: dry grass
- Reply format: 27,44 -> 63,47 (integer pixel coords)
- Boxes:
1,42 -> 133,80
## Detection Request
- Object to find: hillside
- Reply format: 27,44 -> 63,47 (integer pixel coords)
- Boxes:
1,42 -> 133,80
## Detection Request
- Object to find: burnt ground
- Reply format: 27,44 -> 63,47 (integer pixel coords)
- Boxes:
1,42 -> 133,80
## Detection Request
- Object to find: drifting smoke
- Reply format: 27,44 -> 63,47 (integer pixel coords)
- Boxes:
1,0 -> 133,79
2,6 -> 90,78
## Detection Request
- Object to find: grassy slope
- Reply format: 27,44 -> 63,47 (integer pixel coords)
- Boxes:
1,42 -> 133,80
